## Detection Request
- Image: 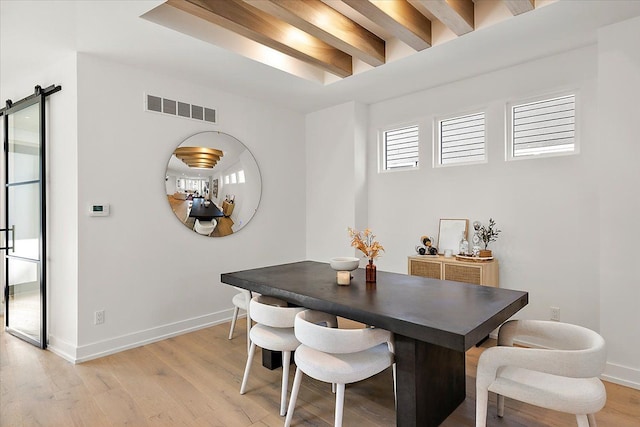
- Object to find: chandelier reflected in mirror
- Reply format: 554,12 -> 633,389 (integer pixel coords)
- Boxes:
174,146 -> 224,169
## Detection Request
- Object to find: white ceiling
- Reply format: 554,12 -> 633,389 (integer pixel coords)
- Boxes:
2,0 -> 640,114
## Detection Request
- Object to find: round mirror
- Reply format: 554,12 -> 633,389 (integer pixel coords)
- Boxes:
165,131 -> 262,237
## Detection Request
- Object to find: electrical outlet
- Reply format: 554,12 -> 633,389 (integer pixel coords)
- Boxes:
550,306 -> 560,322
95,310 -> 105,325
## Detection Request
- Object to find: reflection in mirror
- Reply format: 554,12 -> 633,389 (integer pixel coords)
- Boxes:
165,131 -> 261,237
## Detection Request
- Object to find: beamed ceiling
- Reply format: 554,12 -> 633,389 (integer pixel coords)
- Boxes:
161,0 -> 538,81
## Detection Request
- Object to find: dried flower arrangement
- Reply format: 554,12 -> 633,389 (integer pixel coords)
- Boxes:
347,227 -> 384,261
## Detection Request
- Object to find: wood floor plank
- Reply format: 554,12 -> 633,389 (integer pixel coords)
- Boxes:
74,357 -> 124,400
102,348 -> 197,425
53,383 -> 111,427
146,337 -> 269,425
91,386 -> 150,426
2,315 -> 639,426
123,346 -> 224,423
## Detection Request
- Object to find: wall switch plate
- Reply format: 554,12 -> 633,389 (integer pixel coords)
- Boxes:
550,306 -> 560,321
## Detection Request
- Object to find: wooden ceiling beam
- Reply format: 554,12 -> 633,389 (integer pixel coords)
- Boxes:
409,0 -> 473,36
342,0 -> 432,51
244,0 -> 385,66
166,0 -> 353,77
502,0 -> 535,16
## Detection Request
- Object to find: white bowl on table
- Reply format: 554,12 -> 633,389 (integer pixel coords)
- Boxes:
329,257 -> 360,271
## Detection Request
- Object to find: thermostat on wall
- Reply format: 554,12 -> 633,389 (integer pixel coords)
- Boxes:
89,203 -> 110,217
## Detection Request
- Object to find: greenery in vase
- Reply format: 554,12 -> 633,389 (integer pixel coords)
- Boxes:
478,218 -> 501,250
347,227 -> 384,261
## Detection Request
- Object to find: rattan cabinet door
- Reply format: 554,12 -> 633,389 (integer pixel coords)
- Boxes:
443,263 -> 481,285
408,256 -> 498,287
410,259 -> 442,279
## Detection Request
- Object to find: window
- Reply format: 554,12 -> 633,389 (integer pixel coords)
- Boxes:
225,175 -> 229,184
436,111 -> 485,166
382,124 -> 419,171
238,170 -> 245,183
508,93 -> 576,159
231,173 -> 237,184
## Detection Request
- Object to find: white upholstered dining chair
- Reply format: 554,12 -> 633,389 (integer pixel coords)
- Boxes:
284,310 -> 395,427
475,319 -> 607,427
228,288 -> 252,352
194,218 -> 217,236
240,296 -> 306,416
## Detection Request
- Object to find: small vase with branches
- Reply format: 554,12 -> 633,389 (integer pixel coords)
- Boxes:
478,218 -> 501,257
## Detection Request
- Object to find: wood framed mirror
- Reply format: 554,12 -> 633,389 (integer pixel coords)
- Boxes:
437,218 -> 468,254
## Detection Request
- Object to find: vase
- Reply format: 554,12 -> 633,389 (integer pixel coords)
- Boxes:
479,249 -> 492,257
366,259 -> 377,282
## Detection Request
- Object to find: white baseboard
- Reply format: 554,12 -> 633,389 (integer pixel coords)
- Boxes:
602,362 -> 640,390
47,335 -> 78,363
47,308 -> 242,364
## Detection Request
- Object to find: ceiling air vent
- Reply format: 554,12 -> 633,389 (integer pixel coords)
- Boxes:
145,94 -> 217,124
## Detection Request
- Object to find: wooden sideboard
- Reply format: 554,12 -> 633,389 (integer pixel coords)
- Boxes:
408,255 -> 499,287
222,200 -> 235,217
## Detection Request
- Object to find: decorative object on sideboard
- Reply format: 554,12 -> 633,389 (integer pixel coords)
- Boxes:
348,227 -> 384,283
222,195 -> 235,217
454,253 -> 494,262
477,218 -> 501,257
472,221 -> 482,256
415,235 -> 438,256
459,232 -> 469,255
329,257 -> 359,286
437,218 -> 469,255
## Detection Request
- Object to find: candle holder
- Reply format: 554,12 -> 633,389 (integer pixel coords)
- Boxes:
336,271 -> 351,286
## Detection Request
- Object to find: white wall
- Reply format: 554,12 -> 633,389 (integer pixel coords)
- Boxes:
216,149 -> 261,231
165,176 -> 177,195
306,101 -> 368,263
306,42 -> 638,389
72,54 -> 306,361
597,16 -> 640,388
369,44 -> 600,329
235,150 -> 262,230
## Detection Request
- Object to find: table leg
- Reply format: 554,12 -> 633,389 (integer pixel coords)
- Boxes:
394,335 -> 466,427
262,349 -> 282,370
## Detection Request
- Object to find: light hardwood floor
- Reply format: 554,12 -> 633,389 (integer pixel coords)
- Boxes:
1,316 -> 639,426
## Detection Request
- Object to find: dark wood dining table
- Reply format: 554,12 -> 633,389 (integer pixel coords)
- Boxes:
221,260 -> 528,427
189,197 -> 224,221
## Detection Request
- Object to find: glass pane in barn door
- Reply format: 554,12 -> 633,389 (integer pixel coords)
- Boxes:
4,97 -> 46,348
